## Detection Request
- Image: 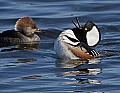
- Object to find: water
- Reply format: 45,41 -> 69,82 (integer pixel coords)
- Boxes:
0,0 -> 120,93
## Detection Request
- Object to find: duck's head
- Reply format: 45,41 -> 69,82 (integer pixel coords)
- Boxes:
15,16 -> 41,37
72,17 -> 101,47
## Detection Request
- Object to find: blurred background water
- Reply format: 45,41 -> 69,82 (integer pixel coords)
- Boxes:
0,0 -> 120,93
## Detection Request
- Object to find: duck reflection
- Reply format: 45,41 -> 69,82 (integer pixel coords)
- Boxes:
88,92 -> 104,93
62,68 -> 101,76
56,58 -> 101,68
64,78 -> 101,85
55,58 -> 102,85
0,42 -> 39,52
17,43 -> 39,50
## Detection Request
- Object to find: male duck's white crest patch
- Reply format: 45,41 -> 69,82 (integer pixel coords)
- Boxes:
86,26 -> 100,47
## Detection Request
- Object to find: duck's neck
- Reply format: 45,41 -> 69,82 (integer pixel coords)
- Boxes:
17,32 -> 39,42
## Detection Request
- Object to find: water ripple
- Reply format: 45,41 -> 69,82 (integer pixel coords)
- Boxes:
0,0 -> 120,93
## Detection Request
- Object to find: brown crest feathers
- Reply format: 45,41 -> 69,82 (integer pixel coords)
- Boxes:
15,16 -> 36,31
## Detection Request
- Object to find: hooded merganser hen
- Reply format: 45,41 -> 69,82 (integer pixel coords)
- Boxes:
54,17 -> 101,59
0,16 -> 42,46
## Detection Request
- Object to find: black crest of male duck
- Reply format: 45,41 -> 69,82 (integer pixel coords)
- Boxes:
54,17 -> 101,59
0,16 -> 42,47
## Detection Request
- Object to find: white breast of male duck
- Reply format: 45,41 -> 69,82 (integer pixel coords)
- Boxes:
54,29 -> 80,59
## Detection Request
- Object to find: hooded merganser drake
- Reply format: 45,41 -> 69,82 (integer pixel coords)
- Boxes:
0,16 -> 42,46
54,17 -> 101,59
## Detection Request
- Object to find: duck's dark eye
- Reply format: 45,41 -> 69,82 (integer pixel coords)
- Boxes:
32,26 -> 36,29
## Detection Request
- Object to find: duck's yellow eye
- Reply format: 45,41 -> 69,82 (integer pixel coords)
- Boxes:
85,28 -> 88,31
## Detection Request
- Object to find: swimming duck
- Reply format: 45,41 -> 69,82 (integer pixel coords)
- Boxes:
54,17 -> 101,59
0,16 -> 42,46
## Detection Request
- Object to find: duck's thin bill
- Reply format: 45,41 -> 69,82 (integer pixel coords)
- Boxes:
34,29 -> 42,32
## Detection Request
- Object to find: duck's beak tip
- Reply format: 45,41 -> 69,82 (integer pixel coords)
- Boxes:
35,29 -> 42,33
35,28 -> 46,34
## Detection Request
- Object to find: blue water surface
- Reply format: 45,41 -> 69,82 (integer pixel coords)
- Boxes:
0,0 -> 120,93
